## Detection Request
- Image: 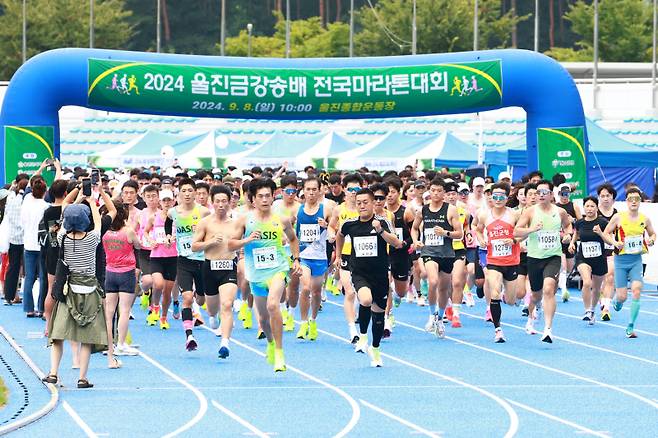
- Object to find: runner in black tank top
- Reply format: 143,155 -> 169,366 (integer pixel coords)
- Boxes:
596,182 -> 619,320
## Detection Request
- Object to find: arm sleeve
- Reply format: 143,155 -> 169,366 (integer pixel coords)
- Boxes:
165,216 -> 173,235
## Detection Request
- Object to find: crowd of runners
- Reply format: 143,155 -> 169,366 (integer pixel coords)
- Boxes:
0,158 -> 655,385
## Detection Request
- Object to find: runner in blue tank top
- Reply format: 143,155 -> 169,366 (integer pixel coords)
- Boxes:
229,178 -> 301,372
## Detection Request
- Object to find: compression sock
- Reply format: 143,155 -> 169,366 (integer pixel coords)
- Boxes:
437,307 -> 445,319
420,279 -> 429,298
358,305 -> 372,335
182,308 -> 194,337
630,298 -> 640,326
371,312 -> 385,348
490,299 -> 502,329
476,285 -> 485,299
430,304 -> 438,316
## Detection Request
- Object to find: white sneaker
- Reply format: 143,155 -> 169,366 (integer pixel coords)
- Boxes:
368,346 -> 383,367
209,315 -> 220,330
406,291 -> 416,303
354,336 -> 368,353
465,291 -> 475,307
525,318 -> 538,335
417,296 -> 427,306
541,328 -> 553,343
321,289 -> 327,302
424,314 -> 435,332
435,318 -> 446,339
115,343 -> 139,356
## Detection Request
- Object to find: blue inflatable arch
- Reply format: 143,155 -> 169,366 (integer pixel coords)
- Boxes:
0,48 -> 586,183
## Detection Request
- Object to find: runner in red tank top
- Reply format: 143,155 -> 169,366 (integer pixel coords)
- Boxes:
475,183 -> 521,343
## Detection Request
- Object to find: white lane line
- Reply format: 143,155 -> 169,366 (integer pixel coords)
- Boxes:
138,350 -> 208,438
558,293 -> 658,316
198,324 -> 360,438
211,400 -> 269,438
393,319 -> 658,410
505,399 -> 610,438
359,399 -> 440,438
554,311 -> 658,338
459,310 -> 658,367
313,316 -> 519,438
62,401 -> 98,438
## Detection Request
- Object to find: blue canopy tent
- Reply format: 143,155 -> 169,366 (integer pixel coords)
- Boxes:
228,131 -> 326,168
487,120 -> 658,199
334,132 -> 439,170
432,132 -> 479,168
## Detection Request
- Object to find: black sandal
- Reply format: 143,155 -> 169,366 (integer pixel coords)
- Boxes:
77,378 -> 94,389
41,374 -> 58,384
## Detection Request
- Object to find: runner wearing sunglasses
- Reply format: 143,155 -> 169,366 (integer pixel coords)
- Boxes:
514,180 -> 572,343
601,188 -> 656,338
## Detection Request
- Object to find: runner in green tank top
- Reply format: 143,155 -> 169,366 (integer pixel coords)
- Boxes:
515,180 -> 572,344
229,178 -> 301,372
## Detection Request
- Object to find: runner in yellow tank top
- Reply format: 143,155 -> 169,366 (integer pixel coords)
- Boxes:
328,173 -> 363,343
602,188 -> 656,338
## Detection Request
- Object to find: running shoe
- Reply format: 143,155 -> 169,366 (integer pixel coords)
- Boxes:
389,314 -> 396,328
485,308 -> 493,324
243,309 -> 253,329
612,299 -> 623,312
424,314 -> 435,332
193,313 -> 204,327
446,306 -> 454,322
600,309 -> 611,321
266,341 -> 275,364
368,346 -> 383,367
626,325 -> 637,339
296,321 -> 309,340
140,292 -> 150,310
494,328 -> 506,343
321,288 -> 327,302
274,349 -> 286,372
393,294 -> 401,308
525,318 -> 538,335
159,318 -> 170,330
238,301 -> 248,321
284,312 -> 295,332
146,310 -> 159,327
114,344 -> 139,356
351,335 -> 360,344
561,289 -> 570,303
406,290 -> 416,303
464,291 -> 475,307
541,328 -> 553,343
209,315 -> 220,330
521,306 -> 529,317
383,318 -> 391,339
417,296 -> 427,306
257,330 -> 266,340
451,315 -> 462,328
281,308 -> 289,324
582,312 -> 592,322
435,318 -> 446,339
218,346 -> 230,359
587,312 -> 595,326
308,320 -> 318,341
354,336 -> 368,353
185,335 -> 198,352
172,301 -> 181,320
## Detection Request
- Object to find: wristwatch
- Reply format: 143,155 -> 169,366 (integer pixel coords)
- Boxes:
446,231 -> 451,237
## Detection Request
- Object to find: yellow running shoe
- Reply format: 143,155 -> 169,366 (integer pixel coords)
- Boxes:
284,312 -> 295,332
238,302 -> 248,321
125,329 -> 133,345
242,309 -> 253,329
202,303 -> 207,311
257,330 -> 266,340
281,307 -> 289,323
159,318 -> 170,330
274,348 -> 286,372
266,341 -> 275,364
296,321 -> 309,340
308,320 -> 318,341
146,310 -> 159,326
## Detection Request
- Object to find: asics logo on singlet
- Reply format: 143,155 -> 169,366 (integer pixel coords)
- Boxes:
260,231 -> 279,240
177,225 -> 196,233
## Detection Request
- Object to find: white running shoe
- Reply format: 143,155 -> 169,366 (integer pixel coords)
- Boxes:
354,336 -> 368,353
114,343 -> 139,356
368,346 -> 383,367
321,289 -> 327,302
541,328 -> 553,343
417,296 -> 427,307
525,318 -> 538,335
424,314 -> 435,332
465,291 -> 475,307
209,315 -> 220,330
494,328 -> 506,343
435,318 -> 446,339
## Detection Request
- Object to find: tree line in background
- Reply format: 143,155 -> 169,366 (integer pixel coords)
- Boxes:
0,0 -> 653,79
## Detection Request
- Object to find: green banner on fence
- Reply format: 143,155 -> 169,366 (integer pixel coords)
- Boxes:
537,126 -> 587,199
87,59 -> 502,118
4,126 -> 55,183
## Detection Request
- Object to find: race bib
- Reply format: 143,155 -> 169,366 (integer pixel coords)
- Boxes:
537,231 -> 560,250
353,236 -> 378,257
395,227 -> 404,241
210,259 -> 233,271
581,241 -> 602,258
299,224 -> 321,243
423,228 -> 444,246
179,235 -> 193,256
624,235 -> 643,254
154,227 -> 167,244
491,239 -> 512,258
604,242 -> 614,251
253,246 -> 279,270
